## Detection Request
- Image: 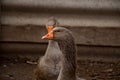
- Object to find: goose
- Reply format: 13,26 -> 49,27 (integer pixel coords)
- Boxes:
42,27 -> 86,80
35,17 -> 62,80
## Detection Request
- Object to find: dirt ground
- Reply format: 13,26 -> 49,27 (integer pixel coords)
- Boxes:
0,57 -> 120,80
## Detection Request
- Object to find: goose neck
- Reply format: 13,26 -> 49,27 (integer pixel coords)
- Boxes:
58,39 -> 77,80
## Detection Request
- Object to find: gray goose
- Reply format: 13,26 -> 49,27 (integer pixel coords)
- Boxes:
42,27 -> 86,80
35,17 -> 62,80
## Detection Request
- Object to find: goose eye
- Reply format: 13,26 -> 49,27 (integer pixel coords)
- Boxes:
54,30 -> 60,32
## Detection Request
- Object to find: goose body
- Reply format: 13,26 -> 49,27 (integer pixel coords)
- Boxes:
35,17 -> 62,80
42,27 -> 86,80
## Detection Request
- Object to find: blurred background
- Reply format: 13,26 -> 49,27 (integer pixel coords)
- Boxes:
0,0 -> 120,80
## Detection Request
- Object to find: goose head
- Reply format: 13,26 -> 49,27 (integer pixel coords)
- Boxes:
46,17 -> 59,33
42,27 -> 73,42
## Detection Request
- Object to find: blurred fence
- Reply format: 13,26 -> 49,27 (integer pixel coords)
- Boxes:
1,0 -> 120,61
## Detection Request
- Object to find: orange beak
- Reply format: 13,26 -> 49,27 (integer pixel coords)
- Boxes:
47,26 -> 53,32
42,31 -> 53,40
